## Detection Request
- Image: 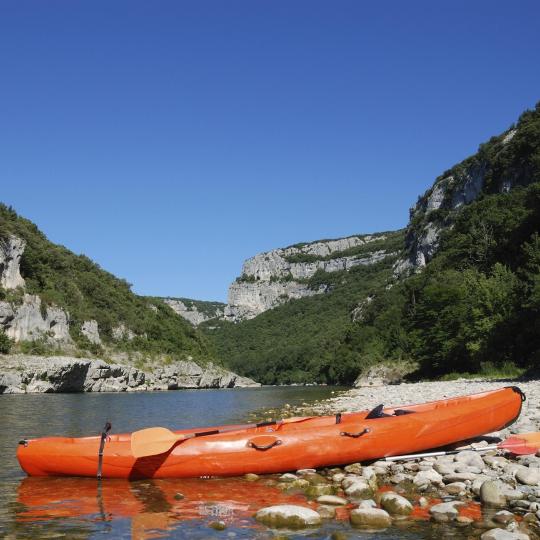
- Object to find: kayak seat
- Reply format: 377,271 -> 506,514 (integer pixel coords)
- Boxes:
394,409 -> 415,416
365,404 -> 392,419
366,404 -> 416,419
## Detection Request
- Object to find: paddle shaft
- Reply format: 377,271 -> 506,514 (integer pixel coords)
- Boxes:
384,445 -> 499,461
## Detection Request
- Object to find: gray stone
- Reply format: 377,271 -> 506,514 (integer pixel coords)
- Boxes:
444,472 -> 478,483
429,501 -> 464,522
413,468 -> 443,489
516,468 -> 540,486
455,450 -> 486,470
379,492 -> 413,515
445,481 -> 467,495
350,507 -> 391,528
255,505 -> 322,529
344,480 -> 373,499
316,495 -> 347,506
492,510 -> 516,525
480,528 -> 530,540
480,481 -> 508,508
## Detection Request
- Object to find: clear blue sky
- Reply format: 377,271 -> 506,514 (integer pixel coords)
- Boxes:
1,1 -> 539,301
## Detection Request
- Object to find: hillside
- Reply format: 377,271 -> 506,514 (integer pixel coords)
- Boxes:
202,230 -> 405,384
162,297 -> 226,326
206,102 -> 540,384
0,205 -> 213,362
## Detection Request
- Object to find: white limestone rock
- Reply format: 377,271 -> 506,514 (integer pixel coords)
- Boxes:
0,235 -> 26,290
255,504 -> 322,528
224,233 -> 393,321
2,294 -> 71,343
163,298 -> 224,326
81,320 -> 101,345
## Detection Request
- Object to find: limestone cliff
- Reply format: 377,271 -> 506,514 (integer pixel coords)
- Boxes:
0,294 -> 71,342
224,234 -> 396,321
395,118 -> 530,274
0,235 -> 25,289
163,298 -> 225,326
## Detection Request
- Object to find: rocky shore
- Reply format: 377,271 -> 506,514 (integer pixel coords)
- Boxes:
0,354 -> 260,394
248,379 -> 540,538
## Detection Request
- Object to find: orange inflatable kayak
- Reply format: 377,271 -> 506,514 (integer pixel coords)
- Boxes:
17,386 -> 524,479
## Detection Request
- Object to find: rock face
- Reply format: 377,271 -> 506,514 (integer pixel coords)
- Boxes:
0,354 -> 260,394
81,320 -> 101,345
0,235 -> 26,290
224,234 -> 393,321
153,361 -> 260,390
163,298 -> 225,326
394,122 -> 530,276
0,294 -> 71,342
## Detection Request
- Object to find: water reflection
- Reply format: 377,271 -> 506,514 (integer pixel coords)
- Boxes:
14,476 -> 312,539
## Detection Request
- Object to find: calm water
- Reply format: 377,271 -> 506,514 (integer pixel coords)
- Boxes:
0,387 -> 447,539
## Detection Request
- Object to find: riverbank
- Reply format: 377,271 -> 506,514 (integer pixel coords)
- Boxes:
250,379 -> 540,539
0,354 -> 260,394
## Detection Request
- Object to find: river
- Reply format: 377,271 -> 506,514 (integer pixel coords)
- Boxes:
0,387 -> 443,539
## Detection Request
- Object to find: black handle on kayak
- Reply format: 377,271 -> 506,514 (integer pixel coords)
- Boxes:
248,439 -> 282,450
340,428 -> 370,438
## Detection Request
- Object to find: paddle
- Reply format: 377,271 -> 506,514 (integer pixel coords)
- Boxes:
131,417 -> 310,459
384,432 -> 540,462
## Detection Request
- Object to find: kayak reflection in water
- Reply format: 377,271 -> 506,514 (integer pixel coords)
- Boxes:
16,475 -> 314,538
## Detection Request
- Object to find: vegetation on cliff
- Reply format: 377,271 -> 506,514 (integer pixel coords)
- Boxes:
0,205 -> 213,361
203,245 -> 403,385
207,102 -> 540,383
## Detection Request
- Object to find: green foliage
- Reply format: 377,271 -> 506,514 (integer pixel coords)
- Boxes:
18,339 -> 54,356
207,102 -> 540,383
166,297 -> 225,318
0,329 -> 12,354
0,204 -> 214,362
348,182 -> 540,379
204,236 -> 403,385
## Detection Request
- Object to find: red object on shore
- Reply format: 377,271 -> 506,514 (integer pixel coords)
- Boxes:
17,386 -> 524,479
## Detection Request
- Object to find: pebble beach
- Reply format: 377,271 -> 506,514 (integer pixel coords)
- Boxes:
250,380 -> 540,539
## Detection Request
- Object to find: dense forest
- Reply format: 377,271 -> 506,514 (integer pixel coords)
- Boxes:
207,103 -> 540,384
0,205 -> 213,361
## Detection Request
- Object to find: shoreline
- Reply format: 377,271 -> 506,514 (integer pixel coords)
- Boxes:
0,354 -> 260,394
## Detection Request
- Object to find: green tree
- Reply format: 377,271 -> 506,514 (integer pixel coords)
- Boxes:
0,330 -> 13,354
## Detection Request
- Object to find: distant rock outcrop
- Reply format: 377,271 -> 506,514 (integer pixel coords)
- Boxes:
163,298 -> 224,326
0,235 -> 26,290
0,355 -> 260,394
0,294 -> 71,342
224,235 -> 393,321
81,319 -> 101,345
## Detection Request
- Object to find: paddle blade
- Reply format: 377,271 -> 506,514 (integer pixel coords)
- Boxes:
499,432 -> 540,455
131,427 -> 184,458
